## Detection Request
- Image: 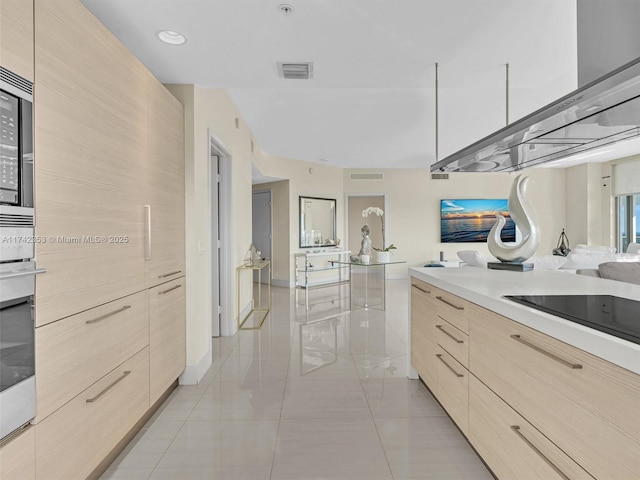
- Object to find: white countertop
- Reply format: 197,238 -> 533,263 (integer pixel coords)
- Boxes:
409,266 -> 640,375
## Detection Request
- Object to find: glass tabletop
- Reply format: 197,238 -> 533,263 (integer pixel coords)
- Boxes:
330,259 -> 406,266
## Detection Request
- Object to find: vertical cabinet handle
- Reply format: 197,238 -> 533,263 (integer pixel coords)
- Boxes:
510,335 -> 582,369
511,426 -> 570,480
86,371 -> 131,403
144,205 -> 151,260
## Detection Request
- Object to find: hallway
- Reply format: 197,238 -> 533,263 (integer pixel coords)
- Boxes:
102,281 -> 491,479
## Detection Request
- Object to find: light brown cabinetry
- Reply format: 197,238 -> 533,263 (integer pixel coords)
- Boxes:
36,348 -> 149,480
469,304 -> 640,480
411,275 -> 640,479
145,78 -> 186,288
35,291 -> 148,421
0,0 -> 34,81
34,0 -> 149,326
410,279 -> 470,434
410,280 -> 438,387
0,427 -> 35,480
150,278 -> 186,404
469,375 -> 594,480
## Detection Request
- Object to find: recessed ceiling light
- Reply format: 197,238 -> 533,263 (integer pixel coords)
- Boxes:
157,30 -> 186,46
319,158 -> 328,162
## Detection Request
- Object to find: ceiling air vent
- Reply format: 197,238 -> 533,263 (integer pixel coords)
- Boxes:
431,173 -> 449,180
278,62 -> 313,80
350,173 -> 384,180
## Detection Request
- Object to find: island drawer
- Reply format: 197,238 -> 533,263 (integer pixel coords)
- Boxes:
469,375 -> 595,480
435,345 -> 468,434
435,316 -> 468,368
470,306 -> 640,480
411,278 -> 438,387
433,287 -> 469,334
35,290 -> 149,421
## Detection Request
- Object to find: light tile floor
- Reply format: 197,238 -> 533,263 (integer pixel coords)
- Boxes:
101,280 -> 493,480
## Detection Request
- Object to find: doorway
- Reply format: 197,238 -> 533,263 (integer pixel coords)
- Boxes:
210,134 -> 232,337
252,190 -> 272,284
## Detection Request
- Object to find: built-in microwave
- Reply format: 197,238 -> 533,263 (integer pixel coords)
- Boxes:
0,66 -> 33,209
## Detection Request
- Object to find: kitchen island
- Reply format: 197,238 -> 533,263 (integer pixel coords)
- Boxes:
409,266 -> 640,480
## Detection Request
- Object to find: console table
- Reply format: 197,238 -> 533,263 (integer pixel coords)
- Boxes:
294,250 -> 351,309
332,259 -> 405,311
236,260 -> 270,330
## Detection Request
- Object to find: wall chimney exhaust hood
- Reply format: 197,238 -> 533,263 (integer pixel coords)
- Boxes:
430,56 -> 640,173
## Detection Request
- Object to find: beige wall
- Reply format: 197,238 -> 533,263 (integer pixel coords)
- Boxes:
166,84 -> 257,381
347,195 -> 385,255
253,153 -> 345,283
252,180 -> 290,285
344,169 -> 567,275
565,163 -> 607,247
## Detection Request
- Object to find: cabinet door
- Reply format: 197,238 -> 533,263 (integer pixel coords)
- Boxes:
35,291 -> 148,422
410,279 -> 438,388
0,427 -> 35,480
36,348 -> 149,480
469,375 -> 594,480
34,0 -> 148,326
0,0 -> 34,81
470,305 -> 640,480
145,78 -> 185,288
149,278 -> 186,404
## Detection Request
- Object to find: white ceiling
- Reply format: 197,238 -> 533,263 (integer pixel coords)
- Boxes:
81,0 -> 578,169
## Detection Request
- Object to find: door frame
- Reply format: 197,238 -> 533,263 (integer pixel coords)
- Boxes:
252,188 -> 273,284
209,132 -> 233,336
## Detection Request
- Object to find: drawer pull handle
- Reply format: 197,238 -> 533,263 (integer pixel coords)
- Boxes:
411,284 -> 431,294
436,353 -> 464,377
436,296 -> 464,310
510,335 -> 582,369
158,270 -> 182,279
511,426 -> 570,480
436,324 -> 464,344
85,305 -> 131,325
86,371 -> 131,403
159,284 -> 182,295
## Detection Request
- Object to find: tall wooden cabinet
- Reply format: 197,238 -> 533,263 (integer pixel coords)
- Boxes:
3,0 -> 189,479
0,0 -> 34,81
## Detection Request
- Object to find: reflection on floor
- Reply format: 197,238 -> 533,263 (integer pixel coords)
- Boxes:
101,280 -> 492,480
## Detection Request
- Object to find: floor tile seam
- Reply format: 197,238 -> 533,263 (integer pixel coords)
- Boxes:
143,417 -> 190,480
269,343 -> 292,480
358,389 -> 396,480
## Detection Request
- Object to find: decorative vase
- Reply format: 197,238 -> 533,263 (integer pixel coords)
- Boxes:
377,251 -> 391,263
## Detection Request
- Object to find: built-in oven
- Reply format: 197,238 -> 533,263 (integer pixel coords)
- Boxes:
0,67 -> 44,441
0,261 -> 46,439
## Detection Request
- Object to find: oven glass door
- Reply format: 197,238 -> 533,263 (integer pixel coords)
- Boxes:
0,295 -> 34,393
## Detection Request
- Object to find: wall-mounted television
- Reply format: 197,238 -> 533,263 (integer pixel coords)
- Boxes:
440,199 -> 515,243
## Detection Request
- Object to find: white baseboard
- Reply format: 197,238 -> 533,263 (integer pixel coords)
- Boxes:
271,278 -> 294,288
387,273 -> 409,280
179,347 -> 212,385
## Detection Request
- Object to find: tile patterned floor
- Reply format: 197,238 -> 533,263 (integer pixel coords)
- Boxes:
101,281 -> 492,479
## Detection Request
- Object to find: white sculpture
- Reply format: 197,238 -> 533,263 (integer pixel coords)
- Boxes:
488,175 -> 539,263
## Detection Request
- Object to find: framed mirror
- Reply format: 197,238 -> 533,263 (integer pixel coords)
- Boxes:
299,196 -> 337,248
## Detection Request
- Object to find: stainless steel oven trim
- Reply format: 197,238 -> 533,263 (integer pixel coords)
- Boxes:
0,377 -> 35,440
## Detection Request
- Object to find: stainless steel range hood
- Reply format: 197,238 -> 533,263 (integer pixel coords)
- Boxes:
430,56 -> 640,173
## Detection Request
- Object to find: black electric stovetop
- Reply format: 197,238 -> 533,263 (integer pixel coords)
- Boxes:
505,295 -> 640,345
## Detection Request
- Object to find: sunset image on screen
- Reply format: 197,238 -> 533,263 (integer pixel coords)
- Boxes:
440,199 -> 516,243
